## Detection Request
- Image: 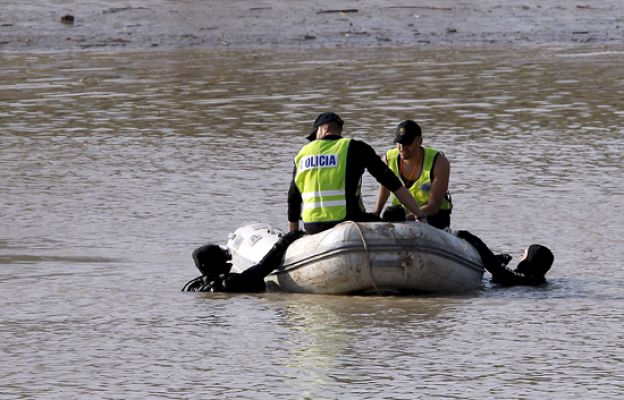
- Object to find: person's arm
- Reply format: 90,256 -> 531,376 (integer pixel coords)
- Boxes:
393,186 -> 424,220
240,230 -> 305,282
221,230 -> 306,293
373,185 -> 391,216
373,154 -> 391,216
288,221 -> 300,232
287,166 -> 302,232
489,265 -> 540,286
420,152 -> 450,216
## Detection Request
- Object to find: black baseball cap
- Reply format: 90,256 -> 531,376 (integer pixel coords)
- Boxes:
307,112 -> 344,141
394,120 -> 422,144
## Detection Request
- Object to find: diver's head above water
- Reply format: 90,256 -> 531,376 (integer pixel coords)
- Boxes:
514,244 -> 554,279
192,244 -> 232,277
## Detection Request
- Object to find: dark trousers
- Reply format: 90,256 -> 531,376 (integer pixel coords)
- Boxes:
425,209 -> 451,230
304,212 -> 381,235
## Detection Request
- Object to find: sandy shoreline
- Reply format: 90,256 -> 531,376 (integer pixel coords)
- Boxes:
1,0 -> 623,52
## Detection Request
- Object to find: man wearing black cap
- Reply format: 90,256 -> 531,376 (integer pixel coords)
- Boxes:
373,119 -> 453,229
288,112 -> 425,234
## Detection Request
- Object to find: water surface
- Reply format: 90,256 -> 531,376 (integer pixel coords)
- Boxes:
1,46 -> 623,398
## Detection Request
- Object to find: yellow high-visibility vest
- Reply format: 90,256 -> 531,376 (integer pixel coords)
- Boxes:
295,138 -> 351,223
386,147 -> 453,211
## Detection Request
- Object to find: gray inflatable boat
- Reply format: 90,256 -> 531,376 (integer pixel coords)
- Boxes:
227,221 -> 484,295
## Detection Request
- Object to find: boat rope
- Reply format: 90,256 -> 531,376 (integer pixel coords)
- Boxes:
352,221 -> 382,296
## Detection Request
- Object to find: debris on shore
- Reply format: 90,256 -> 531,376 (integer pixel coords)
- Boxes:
60,15 -> 74,24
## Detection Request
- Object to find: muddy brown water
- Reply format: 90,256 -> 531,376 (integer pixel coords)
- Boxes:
1,46 -> 623,398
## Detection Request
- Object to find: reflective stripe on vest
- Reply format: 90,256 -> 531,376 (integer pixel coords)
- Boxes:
294,138 -> 351,223
386,146 -> 453,211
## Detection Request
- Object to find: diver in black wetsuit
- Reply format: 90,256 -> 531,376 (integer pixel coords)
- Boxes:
456,230 -> 554,286
182,230 -> 305,292
379,205 -> 555,286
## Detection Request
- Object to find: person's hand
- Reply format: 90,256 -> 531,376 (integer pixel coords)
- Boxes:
407,213 -> 428,223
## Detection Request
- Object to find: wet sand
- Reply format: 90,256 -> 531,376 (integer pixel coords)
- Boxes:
1,0 -> 623,52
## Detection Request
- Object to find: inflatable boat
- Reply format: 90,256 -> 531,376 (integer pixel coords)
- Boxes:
227,221 -> 485,295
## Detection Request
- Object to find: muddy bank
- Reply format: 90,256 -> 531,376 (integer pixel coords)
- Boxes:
1,0 -> 623,52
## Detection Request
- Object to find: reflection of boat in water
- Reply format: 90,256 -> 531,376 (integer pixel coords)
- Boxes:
227,221 -> 484,295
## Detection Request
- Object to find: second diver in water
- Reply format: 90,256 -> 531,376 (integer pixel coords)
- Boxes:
182,230 -> 305,292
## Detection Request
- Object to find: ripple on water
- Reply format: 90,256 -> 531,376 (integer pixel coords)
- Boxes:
1,46 -> 624,399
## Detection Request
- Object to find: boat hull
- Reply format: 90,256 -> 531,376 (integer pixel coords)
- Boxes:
227,221 -> 484,295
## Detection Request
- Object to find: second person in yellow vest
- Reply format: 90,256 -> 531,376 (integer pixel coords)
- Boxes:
373,120 -> 453,229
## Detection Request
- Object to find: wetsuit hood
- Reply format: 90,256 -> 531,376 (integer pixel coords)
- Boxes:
514,244 -> 554,278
